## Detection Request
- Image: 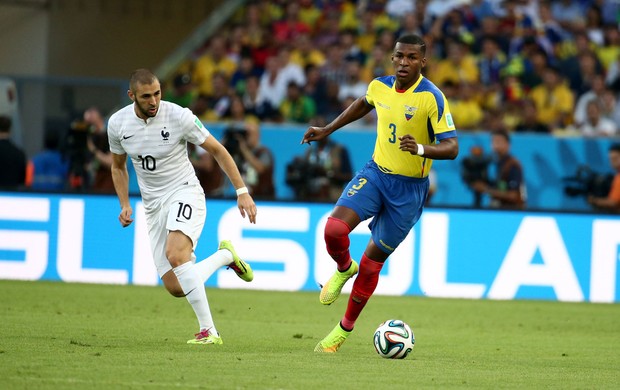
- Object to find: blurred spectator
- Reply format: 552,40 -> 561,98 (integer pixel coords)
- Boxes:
337,59 -> 368,104
0,115 -> 26,189
550,0 -> 586,32
514,98 -> 550,133
280,81 -> 316,123
574,74 -> 607,126
303,64 -> 330,115
477,37 -> 506,88
519,48 -> 548,91
320,43 -> 349,85
596,23 -> 620,72
470,129 -> 526,209
257,48 -> 306,113
528,65 -> 575,130
221,121 -> 274,199
197,72 -> 232,121
84,107 -> 114,193
163,73 -> 195,108
339,29 -> 365,65
599,88 -> 620,125
588,142 -> 620,213
572,51 -> 604,97
224,94 -> 259,126
193,36 -> 237,97
26,128 -> 69,191
361,44 -> 392,83
298,0 -> 322,29
286,130 -> 352,201
289,32 -> 326,69
578,100 -> 618,137
429,39 -> 480,86
230,54 -> 262,96
443,81 -> 484,131
241,75 -> 279,121
272,2 -> 311,45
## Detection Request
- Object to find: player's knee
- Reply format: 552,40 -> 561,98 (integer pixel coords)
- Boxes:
166,248 -> 188,268
325,216 -> 351,241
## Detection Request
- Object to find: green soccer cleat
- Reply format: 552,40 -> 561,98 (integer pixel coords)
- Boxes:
319,260 -> 359,305
314,323 -> 352,353
219,240 -> 254,282
187,329 -> 223,345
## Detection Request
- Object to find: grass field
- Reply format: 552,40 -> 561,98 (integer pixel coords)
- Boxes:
1,280 -> 618,389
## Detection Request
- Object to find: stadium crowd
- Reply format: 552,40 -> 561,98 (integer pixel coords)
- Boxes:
166,0 -> 620,137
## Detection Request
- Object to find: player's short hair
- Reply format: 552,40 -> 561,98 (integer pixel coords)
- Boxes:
491,129 -> 511,143
395,34 -> 426,55
129,68 -> 158,92
610,143 -> 620,153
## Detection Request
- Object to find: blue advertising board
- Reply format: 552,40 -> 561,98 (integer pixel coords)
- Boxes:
1,192 -> 618,303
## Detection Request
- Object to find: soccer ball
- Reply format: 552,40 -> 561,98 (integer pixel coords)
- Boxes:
373,319 -> 415,359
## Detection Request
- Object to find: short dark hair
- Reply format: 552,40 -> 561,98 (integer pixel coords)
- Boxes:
610,143 -> 620,153
129,68 -> 158,92
395,34 -> 426,55
0,115 -> 11,133
491,129 -> 510,143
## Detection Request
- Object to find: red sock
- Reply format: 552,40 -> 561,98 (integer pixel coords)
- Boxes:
341,254 -> 384,331
324,217 -> 352,271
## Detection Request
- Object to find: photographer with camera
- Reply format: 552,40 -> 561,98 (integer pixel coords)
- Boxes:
467,129 -> 526,209
461,145 -> 492,208
286,135 -> 353,202
84,107 -> 115,193
221,121 -> 274,199
588,143 -> 620,213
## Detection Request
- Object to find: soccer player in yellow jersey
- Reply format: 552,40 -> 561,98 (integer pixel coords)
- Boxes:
302,34 -> 459,353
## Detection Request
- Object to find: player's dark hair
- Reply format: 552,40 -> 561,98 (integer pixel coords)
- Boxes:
395,34 -> 426,55
129,68 -> 158,92
491,129 -> 511,143
610,142 -> 620,153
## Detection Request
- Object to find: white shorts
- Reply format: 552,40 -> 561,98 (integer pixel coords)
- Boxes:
144,184 -> 207,277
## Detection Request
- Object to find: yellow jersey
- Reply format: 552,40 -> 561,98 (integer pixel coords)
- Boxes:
365,75 -> 457,178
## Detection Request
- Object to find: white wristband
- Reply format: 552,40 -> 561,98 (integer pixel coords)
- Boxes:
236,187 -> 249,196
416,144 -> 425,156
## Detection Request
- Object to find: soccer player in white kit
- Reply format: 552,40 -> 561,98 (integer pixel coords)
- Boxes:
108,69 -> 257,345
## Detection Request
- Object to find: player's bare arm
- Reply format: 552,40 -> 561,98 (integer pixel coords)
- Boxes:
399,135 -> 459,160
200,135 -> 257,224
301,96 -> 373,144
111,152 -> 134,227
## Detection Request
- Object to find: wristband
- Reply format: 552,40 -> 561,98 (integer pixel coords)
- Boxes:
416,144 -> 425,156
236,187 -> 249,196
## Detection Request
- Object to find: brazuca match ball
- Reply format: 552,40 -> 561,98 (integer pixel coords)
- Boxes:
373,319 -> 415,359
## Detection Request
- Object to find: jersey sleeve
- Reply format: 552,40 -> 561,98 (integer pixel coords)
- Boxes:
364,80 -> 377,107
179,107 -> 210,145
107,114 -> 125,155
430,92 -> 457,141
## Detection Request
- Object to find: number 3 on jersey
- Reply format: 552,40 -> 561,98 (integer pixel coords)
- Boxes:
138,155 -> 156,171
388,123 -> 397,143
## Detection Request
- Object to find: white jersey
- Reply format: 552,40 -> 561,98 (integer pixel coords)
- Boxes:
108,100 -> 210,207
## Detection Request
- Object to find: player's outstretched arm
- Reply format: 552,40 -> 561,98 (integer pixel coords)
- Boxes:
111,152 -> 134,227
301,96 -> 372,144
200,136 -> 257,224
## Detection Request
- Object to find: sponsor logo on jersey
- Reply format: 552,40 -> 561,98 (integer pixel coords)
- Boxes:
122,134 -> 134,140
376,101 -> 390,110
446,113 -> 454,128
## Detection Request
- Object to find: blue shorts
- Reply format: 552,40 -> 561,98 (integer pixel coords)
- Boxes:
336,160 -> 429,254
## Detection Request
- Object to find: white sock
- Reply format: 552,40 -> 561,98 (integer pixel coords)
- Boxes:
173,262 -> 215,332
194,249 -> 233,283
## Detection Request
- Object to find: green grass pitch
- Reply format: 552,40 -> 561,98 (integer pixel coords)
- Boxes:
1,280 -> 618,389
